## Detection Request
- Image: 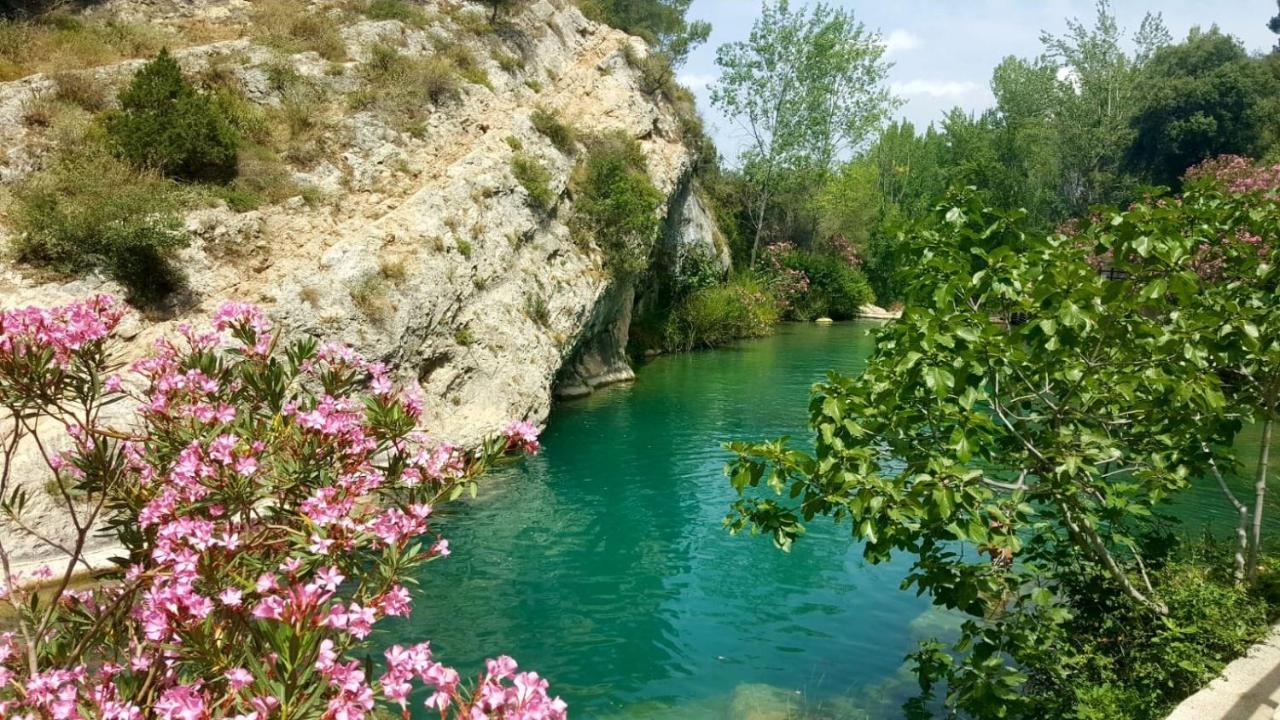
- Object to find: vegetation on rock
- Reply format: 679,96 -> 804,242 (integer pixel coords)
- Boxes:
572,132 -> 664,278
511,152 -> 557,213
530,106 -> 577,155
10,146 -> 189,303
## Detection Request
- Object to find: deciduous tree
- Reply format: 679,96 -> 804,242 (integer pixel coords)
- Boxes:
711,0 -> 897,266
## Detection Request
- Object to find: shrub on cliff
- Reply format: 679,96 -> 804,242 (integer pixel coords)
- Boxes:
531,105 -> 576,154
512,152 -> 556,212
572,131 -> 663,277
0,296 -> 565,719
251,0 -> 349,61
104,48 -> 240,182
478,0 -> 526,23
352,44 -> 462,135
362,0 -> 432,26
10,147 -> 189,303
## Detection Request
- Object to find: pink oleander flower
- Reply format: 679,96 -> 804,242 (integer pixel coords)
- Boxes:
503,420 -> 542,455
225,667 -> 253,691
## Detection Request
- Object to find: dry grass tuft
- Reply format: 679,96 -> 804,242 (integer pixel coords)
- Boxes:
0,12 -> 174,81
251,1 -> 350,62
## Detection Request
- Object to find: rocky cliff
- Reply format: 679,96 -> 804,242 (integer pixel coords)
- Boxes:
0,0 -> 721,568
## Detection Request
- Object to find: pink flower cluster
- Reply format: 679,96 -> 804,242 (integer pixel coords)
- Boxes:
503,420 -> 541,455
0,298 -> 562,720
0,294 -> 123,367
1185,154 -> 1280,197
817,233 -> 862,268
761,243 -> 810,313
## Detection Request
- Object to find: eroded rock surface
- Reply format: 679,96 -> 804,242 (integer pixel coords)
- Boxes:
0,0 -> 718,570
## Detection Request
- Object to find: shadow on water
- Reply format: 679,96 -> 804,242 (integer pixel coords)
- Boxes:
377,322 -> 1271,719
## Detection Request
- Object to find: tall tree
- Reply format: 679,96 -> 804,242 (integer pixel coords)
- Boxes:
725,183 -> 1279,716
711,0 -> 897,265
989,56 -> 1064,222
1040,0 -> 1168,212
1127,28 -> 1280,187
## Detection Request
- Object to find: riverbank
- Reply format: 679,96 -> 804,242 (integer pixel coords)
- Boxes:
1168,623 -> 1280,720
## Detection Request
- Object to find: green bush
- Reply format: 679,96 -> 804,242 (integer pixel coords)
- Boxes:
663,274 -> 779,351
0,13 -> 171,81
777,251 -> 872,320
104,49 -> 239,182
50,70 -> 109,111
431,36 -> 489,88
511,153 -> 556,212
361,0 -> 431,26
205,144 -> 308,212
252,0 -> 349,61
530,106 -> 576,154
572,132 -> 663,277
260,65 -> 333,165
10,148 -> 189,303
1027,553 -> 1275,720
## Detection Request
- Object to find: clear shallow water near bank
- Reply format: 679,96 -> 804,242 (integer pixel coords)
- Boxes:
379,322 -> 1278,719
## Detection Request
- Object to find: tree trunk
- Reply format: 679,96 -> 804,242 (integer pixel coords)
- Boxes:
1248,416 -> 1274,581
1205,445 -> 1250,583
1236,504 -> 1250,584
749,189 -> 770,268
1060,500 -> 1167,614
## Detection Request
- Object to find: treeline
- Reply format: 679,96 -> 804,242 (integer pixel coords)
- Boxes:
707,1 -> 1280,306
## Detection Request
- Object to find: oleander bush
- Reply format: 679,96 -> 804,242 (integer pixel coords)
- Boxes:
761,243 -> 873,320
0,296 -> 565,720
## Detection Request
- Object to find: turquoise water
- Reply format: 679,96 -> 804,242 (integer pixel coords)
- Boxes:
380,322 -> 1277,719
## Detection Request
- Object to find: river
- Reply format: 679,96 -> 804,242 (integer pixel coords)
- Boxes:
380,321 -> 1277,719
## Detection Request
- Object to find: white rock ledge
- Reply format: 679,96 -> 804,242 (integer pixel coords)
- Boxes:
1167,623 -> 1280,720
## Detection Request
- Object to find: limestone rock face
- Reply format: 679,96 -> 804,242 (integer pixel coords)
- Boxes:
668,178 -> 731,275
0,0 -> 719,570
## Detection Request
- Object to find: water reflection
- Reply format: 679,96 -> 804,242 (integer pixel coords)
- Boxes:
377,324 -> 939,718
375,322 -> 1272,718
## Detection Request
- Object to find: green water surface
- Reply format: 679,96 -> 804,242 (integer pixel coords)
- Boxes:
380,322 -> 1276,719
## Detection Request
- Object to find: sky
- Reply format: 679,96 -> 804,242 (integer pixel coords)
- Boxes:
678,0 -> 1279,159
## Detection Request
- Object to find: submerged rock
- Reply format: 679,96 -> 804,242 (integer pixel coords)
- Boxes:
727,683 -> 802,720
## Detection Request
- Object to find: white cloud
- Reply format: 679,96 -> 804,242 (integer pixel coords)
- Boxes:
677,72 -> 717,92
890,79 -> 985,99
1056,66 -> 1081,92
883,29 -> 921,56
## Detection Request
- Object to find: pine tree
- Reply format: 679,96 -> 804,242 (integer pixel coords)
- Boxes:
105,49 -> 239,182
